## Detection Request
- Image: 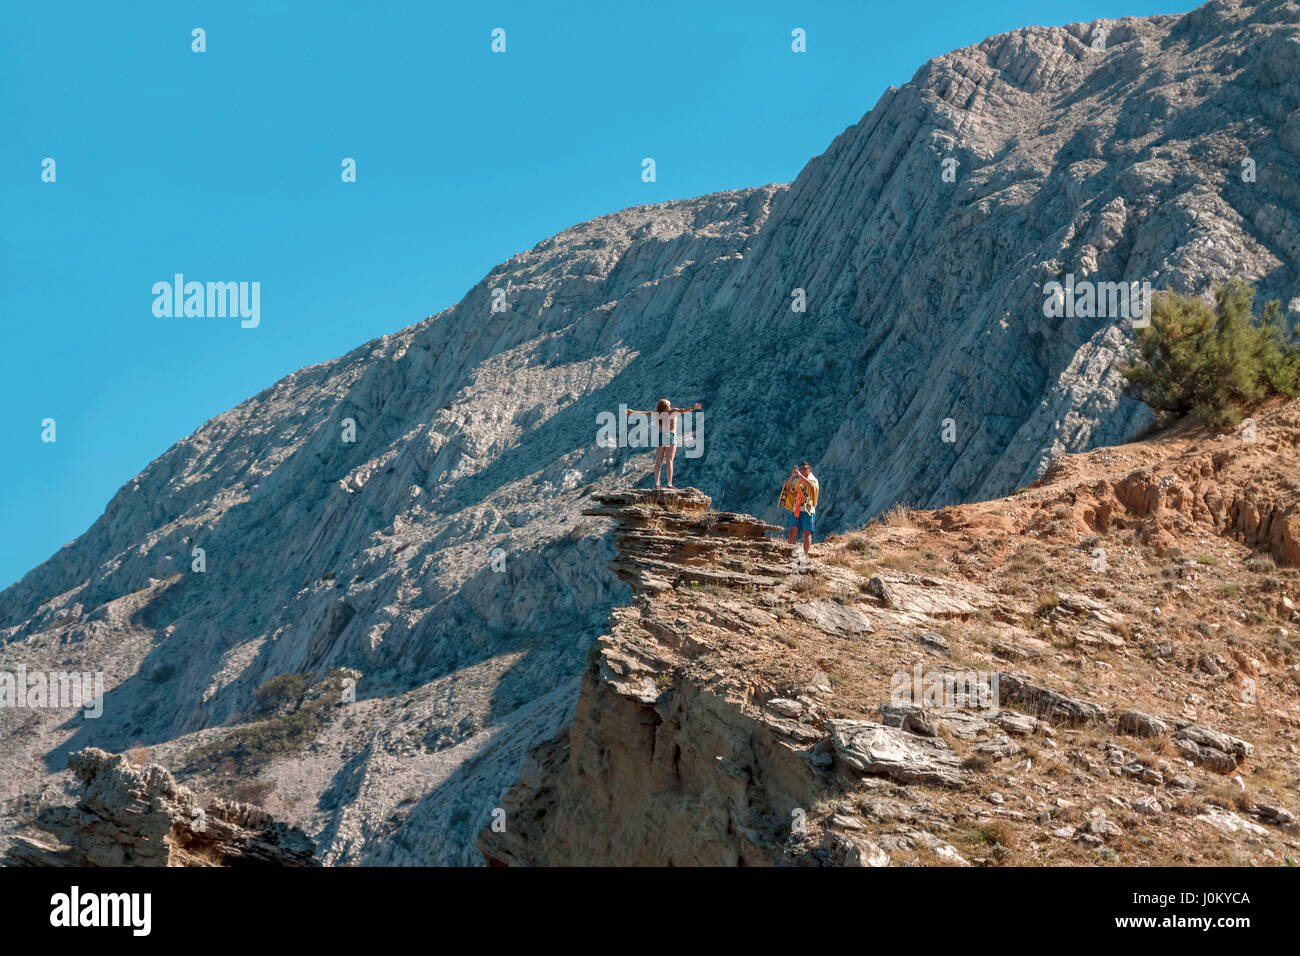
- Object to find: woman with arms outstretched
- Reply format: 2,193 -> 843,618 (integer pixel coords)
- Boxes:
626,398 -> 702,489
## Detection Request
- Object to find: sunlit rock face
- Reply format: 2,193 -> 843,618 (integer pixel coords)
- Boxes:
2,0 -> 1296,865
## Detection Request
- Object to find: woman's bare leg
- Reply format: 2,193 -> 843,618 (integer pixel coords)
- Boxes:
665,446 -> 677,488
653,448 -> 665,488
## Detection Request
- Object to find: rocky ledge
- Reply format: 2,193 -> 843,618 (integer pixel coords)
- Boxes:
581,487 -> 792,592
477,489 -> 1014,865
479,407 -> 1300,865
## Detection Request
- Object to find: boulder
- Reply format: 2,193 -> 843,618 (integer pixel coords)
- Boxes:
996,672 -> 1107,725
1117,710 -> 1169,738
825,719 -> 965,787
792,599 -> 873,637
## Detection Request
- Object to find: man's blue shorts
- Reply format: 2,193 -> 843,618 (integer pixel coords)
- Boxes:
788,511 -> 815,533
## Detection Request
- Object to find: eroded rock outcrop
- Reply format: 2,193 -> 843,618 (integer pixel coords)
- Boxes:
996,671 -> 1109,726
478,490 -> 838,866
3,748 -> 318,867
482,404 -> 1300,865
825,719 -> 965,787
477,491 -> 1017,864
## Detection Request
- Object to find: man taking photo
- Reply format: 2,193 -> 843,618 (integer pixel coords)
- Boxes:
779,461 -> 820,560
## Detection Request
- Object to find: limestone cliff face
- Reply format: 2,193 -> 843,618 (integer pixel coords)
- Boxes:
2,0 -> 1298,866
708,0 -> 1300,525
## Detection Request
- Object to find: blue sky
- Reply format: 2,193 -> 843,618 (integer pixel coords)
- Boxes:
0,0 -> 1199,590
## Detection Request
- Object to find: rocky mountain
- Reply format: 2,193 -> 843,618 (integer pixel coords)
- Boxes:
481,401 -> 1300,865
2,0 -> 1298,865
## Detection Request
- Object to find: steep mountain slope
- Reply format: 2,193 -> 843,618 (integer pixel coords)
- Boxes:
2,0 -> 1298,865
0,188 -> 781,866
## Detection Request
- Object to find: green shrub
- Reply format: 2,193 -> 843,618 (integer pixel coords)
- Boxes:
252,672 -> 313,710
184,670 -> 348,776
1121,280 -> 1300,428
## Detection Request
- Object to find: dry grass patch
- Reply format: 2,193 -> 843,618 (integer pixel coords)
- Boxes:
881,502 -> 916,528
876,547 -> 948,576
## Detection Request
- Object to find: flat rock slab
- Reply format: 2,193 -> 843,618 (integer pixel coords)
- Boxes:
1172,723 -> 1252,772
865,572 -> 995,617
912,630 -> 951,654
586,487 -> 713,515
1197,806 -> 1268,837
793,599 -> 873,636
1174,723 -> 1252,758
992,638 -> 1047,661
996,671 -> 1107,725
880,702 -> 990,740
1076,627 -> 1126,648
993,710 -> 1054,737
1117,710 -> 1169,738
1054,592 -> 1127,629
825,719 -> 965,787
